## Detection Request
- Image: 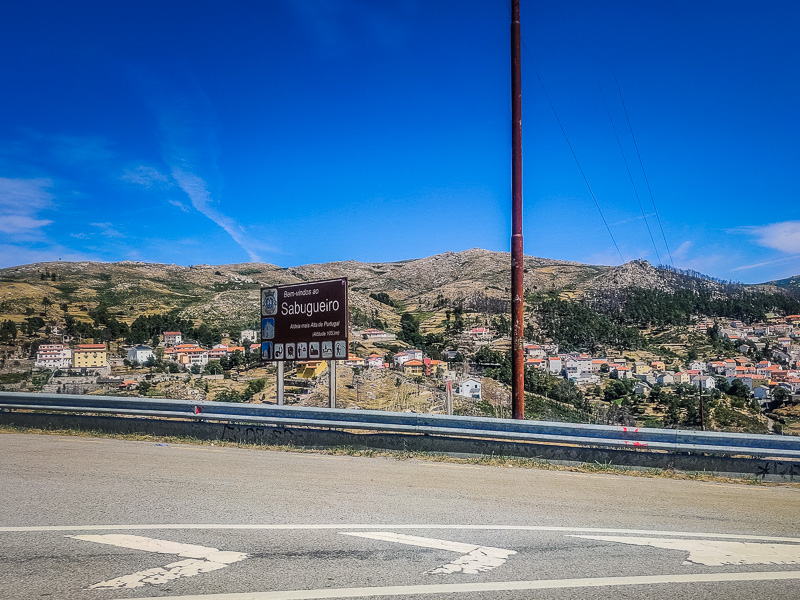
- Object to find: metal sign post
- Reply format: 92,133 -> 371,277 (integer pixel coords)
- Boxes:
329,359 -> 336,408
277,361 -> 284,405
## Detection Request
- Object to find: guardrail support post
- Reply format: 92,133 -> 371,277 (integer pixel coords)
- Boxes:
329,360 -> 337,408
446,380 -> 453,416
277,362 -> 284,406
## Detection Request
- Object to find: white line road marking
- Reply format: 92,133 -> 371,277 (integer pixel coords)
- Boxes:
110,570 -> 800,600
571,535 -> 800,566
69,534 -> 248,589
5,523 -> 800,544
340,532 -> 516,574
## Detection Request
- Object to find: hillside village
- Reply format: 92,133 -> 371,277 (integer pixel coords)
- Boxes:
1,254 -> 800,435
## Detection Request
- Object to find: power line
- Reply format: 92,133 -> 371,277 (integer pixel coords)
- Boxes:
598,80 -> 661,264
533,69 -> 625,264
510,2 -> 625,264
612,70 -> 674,266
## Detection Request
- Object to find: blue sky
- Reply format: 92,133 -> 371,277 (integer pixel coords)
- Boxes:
0,1 -> 798,283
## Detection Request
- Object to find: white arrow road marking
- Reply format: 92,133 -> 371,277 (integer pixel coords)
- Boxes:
113,571 -> 800,600
69,534 -> 248,589
571,535 -> 800,566
340,531 -> 516,574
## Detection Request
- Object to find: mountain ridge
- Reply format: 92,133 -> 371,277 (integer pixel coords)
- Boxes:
0,249 -> 794,331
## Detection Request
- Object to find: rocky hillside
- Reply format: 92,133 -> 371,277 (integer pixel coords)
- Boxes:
0,249 -> 778,331
767,274 -> 800,291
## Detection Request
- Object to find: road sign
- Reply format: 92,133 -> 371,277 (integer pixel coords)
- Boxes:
260,278 -> 348,362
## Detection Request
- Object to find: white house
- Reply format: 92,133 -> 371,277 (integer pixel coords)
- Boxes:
613,366 -> 632,380
163,331 -> 182,346
547,356 -> 562,374
691,375 -> 716,391
176,348 -> 209,368
344,354 -> 366,368
524,344 -> 545,359
126,345 -> 153,365
470,328 -> 493,341
406,349 -> 423,361
239,329 -> 258,344
456,377 -> 482,399
564,358 -> 594,382
367,353 -> 385,368
361,328 -> 396,341
393,351 -> 413,367
35,345 -> 72,370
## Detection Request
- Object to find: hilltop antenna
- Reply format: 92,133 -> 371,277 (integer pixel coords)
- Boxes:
510,0 -> 525,419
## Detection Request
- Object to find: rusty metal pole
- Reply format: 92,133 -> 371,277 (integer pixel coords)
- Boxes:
511,0 -> 525,419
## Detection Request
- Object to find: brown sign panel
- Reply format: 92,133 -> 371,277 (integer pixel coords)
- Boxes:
260,278 -> 348,362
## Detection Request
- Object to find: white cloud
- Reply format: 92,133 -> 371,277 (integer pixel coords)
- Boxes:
732,254 -> 800,272
122,165 -> 171,189
90,222 -> 125,238
0,215 -> 53,234
672,240 -> 692,260
736,221 -> 800,254
0,177 -> 54,238
168,198 -> 190,212
170,167 -> 259,261
0,176 -> 53,210
139,74 -> 268,262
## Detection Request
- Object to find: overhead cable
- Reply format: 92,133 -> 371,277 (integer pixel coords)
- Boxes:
598,80 -> 661,264
612,71 -> 674,266
533,69 -> 626,264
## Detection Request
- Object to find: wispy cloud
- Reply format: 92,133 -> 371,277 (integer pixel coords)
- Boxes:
672,240 -> 692,261
0,215 -> 53,235
121,165 -> 171,189
736,221 -> 800,254
168,198 -> 190,212
169,167 -> 258,260
90,222 -> 125,238
0,177 -> 54,238
135,70 -> 270,262
732,254 -> 800,272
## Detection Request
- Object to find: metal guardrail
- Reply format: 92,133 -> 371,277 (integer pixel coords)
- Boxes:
1,391 -> 799,459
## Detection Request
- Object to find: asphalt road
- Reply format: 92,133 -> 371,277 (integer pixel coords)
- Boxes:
1,432 -> 799,599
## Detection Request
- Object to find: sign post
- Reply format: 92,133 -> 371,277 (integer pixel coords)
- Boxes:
276,361 -> 284,405
329,359 -> 337,408
261,278 -> 349,408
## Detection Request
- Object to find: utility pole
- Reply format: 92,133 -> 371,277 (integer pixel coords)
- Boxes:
511,0 -> 525,419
